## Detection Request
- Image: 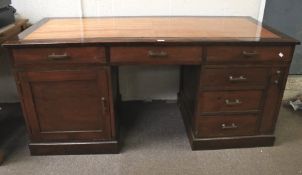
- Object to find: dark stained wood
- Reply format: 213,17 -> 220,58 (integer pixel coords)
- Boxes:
110,46 -> 202,65
2,17 -> 299,154
29,141 -> 119,155
200,67 -> 270,90
190,135 -> 275,150
17,67 -> 112,142
196,115 -> 258,138
107,66 -> 119,139
199,90 -> 263,114
207,46 -> 292,63
178,95 -> 275,150
179,65 -> 201,132
12,47 -> 106,66
260,66 -> 289,134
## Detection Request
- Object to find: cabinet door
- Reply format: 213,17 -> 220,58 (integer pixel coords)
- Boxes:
18,67 -> 112,142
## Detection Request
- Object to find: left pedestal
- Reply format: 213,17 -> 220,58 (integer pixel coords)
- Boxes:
7,46 -> 119,155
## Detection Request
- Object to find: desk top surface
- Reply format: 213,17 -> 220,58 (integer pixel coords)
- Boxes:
3,17 -> 299,47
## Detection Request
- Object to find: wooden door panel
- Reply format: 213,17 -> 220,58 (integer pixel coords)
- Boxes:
32,80 -> 103,132
19,68 -> 112,142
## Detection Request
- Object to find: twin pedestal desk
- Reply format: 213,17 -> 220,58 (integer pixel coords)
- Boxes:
3,17 -> 299,155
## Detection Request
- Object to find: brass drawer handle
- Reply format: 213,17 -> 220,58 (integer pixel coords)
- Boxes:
229,76 -> 247,82
101,97 -> 107,115
242,51 -> 258,57
225,99 -> 242,105
148,50 -> 168,57
221,123 -> 239,129
47,53 -> 71,60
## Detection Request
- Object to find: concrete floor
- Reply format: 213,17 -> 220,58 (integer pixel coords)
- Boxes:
0,102 -> 301,175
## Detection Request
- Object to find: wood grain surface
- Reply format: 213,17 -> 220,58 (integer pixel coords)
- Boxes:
23,17 -> 279,41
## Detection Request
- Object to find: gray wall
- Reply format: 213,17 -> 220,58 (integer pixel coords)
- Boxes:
263,0 -> 302,74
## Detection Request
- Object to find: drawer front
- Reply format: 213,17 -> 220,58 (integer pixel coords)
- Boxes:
207,46 -> 292,63
13,47 -> 106,66
200,67 -> 270,89
196,115 -> 258,138
199,90 -> 263,114
110,46 -> 202,64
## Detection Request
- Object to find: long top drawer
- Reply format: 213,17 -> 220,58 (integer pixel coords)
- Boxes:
207,46 -> 292,63
110,46 -> 203,64
12,47 -> 106,66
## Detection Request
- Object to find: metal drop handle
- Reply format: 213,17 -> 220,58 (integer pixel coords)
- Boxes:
47,53 -> 71,60
221,123 -> 239,129
148,50 -> 168,57
225,99 -> 242,105
242,51 -> 258,57
229,76 -> 247,82
101,97 -> 107,115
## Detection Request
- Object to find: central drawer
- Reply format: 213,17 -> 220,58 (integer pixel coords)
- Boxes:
110,46 -> 203,64
199,90 -> 263,114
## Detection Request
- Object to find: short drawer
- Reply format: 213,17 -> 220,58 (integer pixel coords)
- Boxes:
207,46 -> 292,63
196,115 -> 258,138
199,90 -> 263,114
200,67 -> 270,89
110,46 -> 202,64
12,47 -> 106,66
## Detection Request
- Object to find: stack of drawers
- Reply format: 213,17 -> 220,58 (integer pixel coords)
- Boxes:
195,46 -> 292,139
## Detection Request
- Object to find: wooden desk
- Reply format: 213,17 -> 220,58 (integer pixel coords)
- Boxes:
2,17 -> 300,155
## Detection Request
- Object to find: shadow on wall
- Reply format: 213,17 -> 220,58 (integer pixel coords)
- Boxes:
0,48 -> 19,102
119,65 -> 180,101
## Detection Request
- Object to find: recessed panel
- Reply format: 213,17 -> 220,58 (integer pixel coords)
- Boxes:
31,80 -> 103,132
